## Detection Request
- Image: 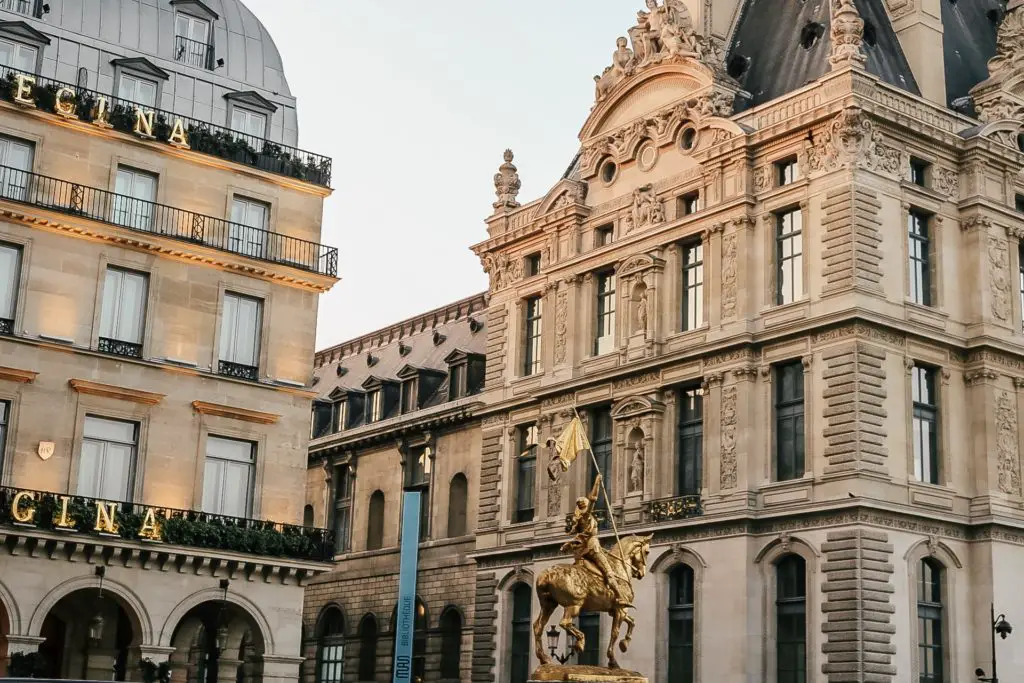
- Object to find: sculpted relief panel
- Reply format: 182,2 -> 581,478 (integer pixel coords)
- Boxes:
997,391 -> 1021,496
989,236 -> 1011,323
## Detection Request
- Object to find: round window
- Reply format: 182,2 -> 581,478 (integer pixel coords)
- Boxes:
637,141 -> 658,172
601,159 -> 618,184
679,126 -> 698,152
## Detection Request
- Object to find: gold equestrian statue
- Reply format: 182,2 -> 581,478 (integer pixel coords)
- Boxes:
532,474 -> 653,671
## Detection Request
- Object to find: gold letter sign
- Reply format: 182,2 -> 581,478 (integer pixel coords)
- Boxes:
11,491 -> 36,523
167,118 -> 189,148
13,74 -> 35,106
94,501 -> 119,534
133,108 -> 155,138
55,86 -> 77,117
54,495 -> 74,528
138,507 -> 161,540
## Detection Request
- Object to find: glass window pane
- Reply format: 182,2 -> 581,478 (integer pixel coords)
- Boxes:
0,243 -> 21,319
78,417 -> 137,500
203,436 -> 255,517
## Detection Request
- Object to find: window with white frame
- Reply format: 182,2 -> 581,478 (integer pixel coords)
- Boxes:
202,435 -> 255,518
230,196 -> 269,259
367,389 -> 383,422
219,292 -> 262,373
0,38 -> 37,72
118,73 -> 157,108
174,13 -> 212,68
112,167 -> 157,230
230,107 -> 268,140
911,364 -> 939,485
0,135 -> 33,201
523,295 -> 542,376
682,242 -> 703,331
77,416 -> 138,501
594,271 -> 616,355
0,242 -> 22,325
775,208 -> 803,305
908,210 -> 932,306
99,267 -> 148,354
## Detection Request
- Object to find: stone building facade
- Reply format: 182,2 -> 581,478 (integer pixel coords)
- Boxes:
0,2 -> 337,682
310,1 -> 1024,682
304,295 -> 488,683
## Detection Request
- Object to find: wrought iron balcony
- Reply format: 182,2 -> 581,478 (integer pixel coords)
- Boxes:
0,63 -> 333,187
0,486 -> 335,561
0,317 -> 12,335
218,360 -> 259,381
0,164 -> 339,277
174,35 -> 214,70
98,337 -> 143,359
645,494 -> 703,522
565,507 -> 612,531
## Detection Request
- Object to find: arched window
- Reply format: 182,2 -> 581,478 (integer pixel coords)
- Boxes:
366,491 -> 385,551
439,607 -> 462,679
668,564 -> 695,683
357,614 -> 377,682
303,504 -> 314,528
447,473 -> 468,538
390,599 -> 427,682
510,584 -> 532,683
775,555 -> 807,683
316,607 -> 345,683
918,558 -> 944,683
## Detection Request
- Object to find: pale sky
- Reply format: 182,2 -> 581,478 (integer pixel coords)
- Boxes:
242,0 -> 641,348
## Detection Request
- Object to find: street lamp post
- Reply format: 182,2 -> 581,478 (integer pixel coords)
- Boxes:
545,625 -> 577,665
975,603 -> 1013,683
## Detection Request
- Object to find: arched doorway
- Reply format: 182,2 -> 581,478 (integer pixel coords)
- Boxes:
168,601 -> 265,683
36,588 -> 141,681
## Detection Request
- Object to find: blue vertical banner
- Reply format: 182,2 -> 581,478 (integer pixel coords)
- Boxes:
392,490 -> 422,683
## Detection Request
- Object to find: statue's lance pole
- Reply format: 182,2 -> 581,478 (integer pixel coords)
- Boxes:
571,405 -> 630,575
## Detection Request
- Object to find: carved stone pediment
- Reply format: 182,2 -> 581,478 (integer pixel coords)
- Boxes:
612,394 -> 665,419
538,179 -> 589,215
967,119 -> 1024,151
618,252 -> 664,277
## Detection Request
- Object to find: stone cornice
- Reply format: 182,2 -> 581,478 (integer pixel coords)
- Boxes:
69,379 -> 165,405
191,401 -> 280,425
0,365 -> 37,384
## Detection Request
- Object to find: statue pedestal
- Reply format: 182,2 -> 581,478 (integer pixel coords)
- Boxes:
530,664 -> 647,683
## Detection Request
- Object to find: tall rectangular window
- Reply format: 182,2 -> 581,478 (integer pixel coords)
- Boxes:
917,559 -> 944,683
0,135 -> 33,200
776,157 -> 800,186
113,167 -> 157,230
677,386 -> 703,495
230,107 -> 268,140
118,73 -> 157,108
594,271 -> 616,355
0,242 -> 22,330
407,445 -> 432,540
333,466 -> 352,553
682,242 -> 703,331
203,436 -> 255,518
910,157 -> 930,187
332,400 -> 347,433
668,565 -> 695,683
912,364 -> 939,484
908,210 -> 932,306
776,555 -> 807,683
514,424 -> 537,523
775,209 -> 803,305
367,390 -> 383,423
174,13 -> 212,68
595,224 -> 613,247
77,416 -> 138,501
230,197 -> 269,259
524,252 -> 542,277
590,407 -> 613,510
0,38 -> 37,72
99,268 -> 147,357
774,361 -> 805,481
401,379 -> 418,414
523,296 -> 542,376
219,292 -> 262,379
679,191 -> 700,216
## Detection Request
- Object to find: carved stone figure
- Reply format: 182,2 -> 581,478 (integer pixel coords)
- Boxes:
624,184 -> 664,234
630,441 -> 645,492
482,252 -> 524,291
721,234 -> 738,318
546,438 -> 563,516
997,391 -> 1022,495
636,290 -> 648,336
493,149 -> 521,210
829,0 -> 867,70
720,386 -> 738,489
554,290 -> 569,363
989,237 -> 1011,322
987,0 -> 1024,81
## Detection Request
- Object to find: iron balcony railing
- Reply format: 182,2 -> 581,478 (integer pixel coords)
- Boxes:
0,63 -> 333,187
0,164 -> 339,277
0,486 -> 335,561
174,34 -> 214,70
98,336 -> 143,359
645,494 -> 703,522
218,359 -> 259,381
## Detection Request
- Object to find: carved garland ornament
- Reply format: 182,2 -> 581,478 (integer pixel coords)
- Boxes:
554,289 -> 569,364
805,107 -> 902,177
990,236 -> 1011,323
720,386 -> 738,489
721,233 -> 738,318
997,391 -> 1022,495
482,252 -> 524,291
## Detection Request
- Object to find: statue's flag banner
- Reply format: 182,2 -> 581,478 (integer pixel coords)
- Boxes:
550,416 -> 591,480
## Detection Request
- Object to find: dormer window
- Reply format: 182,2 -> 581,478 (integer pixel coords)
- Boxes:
174,13 -> 213,69
368,390 -> 383,422
332,399 -> 348,432
401,378 -> 418,414
118,73 -> 157,108
311,400 -> 332,439
397,365 -> 447,413
231,107 -> 267,139
0,37 -> 36,72
361,377 -> 399,423
445,350 -> 485,399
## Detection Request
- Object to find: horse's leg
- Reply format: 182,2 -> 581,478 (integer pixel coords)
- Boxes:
606,608 -> 622,670
533,585 -> 558,666
559,604 -> 585,655
619,612 -> 636,653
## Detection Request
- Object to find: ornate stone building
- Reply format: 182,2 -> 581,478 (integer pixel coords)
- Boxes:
0,2 -> 337,682
308,0 -> 1024,682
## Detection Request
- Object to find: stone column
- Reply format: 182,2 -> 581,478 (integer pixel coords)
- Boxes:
658,389 -> 678,500
703,223 -> 723,330
552,278 -> 573,375
702,372 -> 724,498
579,273 -> 596,362
260,655 -> 303,683
731,364 -> 759,494
720,215 -> 753,326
